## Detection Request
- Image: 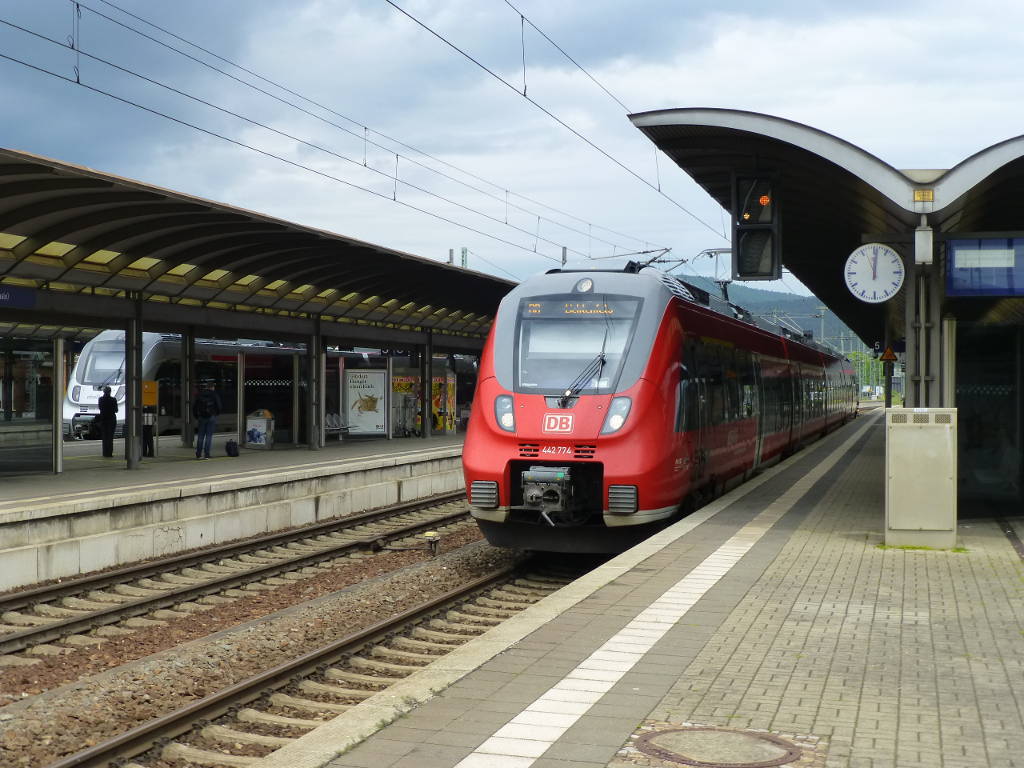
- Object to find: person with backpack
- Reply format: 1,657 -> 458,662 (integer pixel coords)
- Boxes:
193,382 -> 222,460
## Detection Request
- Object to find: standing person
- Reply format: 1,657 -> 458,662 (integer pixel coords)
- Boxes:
193,382 -> 222,460
97,385 -> 118,457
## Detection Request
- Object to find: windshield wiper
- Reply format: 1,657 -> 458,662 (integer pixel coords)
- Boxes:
558,353 -> 605,408
101,358 -> 125,387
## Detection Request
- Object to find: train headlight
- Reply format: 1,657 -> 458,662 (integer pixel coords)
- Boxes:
71,385 -> 81,402
494,395 -> 515,432
600,396 -> 631,434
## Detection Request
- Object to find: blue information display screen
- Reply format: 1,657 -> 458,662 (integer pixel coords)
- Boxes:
947,239 -> 1024,296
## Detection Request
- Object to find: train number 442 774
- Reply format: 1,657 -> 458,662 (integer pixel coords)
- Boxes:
540,445 -> 572,456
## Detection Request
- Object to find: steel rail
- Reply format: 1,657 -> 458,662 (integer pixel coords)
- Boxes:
0,496 -> 469,655
0,490 -> 465,612
44,565 -> 519,768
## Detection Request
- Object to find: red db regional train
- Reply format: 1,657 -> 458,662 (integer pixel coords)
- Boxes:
463,262 -> 857,553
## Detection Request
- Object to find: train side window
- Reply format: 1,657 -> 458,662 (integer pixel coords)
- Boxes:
154,360 -> 181,418
739,350 -> 755,419
721,348 -> 736,422
704,347 -> 725,426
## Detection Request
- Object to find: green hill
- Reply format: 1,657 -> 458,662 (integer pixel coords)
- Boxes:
676,275 -> 862,352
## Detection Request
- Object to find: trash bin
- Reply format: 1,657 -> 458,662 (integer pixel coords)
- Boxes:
245,409 -> 274,449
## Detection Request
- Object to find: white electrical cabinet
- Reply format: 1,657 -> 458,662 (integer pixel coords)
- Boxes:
885,408 -> 957,548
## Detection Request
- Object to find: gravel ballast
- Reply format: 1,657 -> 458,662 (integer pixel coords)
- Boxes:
0,534 -> 521,768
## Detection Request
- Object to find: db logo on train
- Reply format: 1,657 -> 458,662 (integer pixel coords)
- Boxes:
542,414 -> 574,433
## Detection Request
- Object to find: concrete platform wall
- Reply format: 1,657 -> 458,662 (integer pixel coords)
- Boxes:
0,451 -> 464,591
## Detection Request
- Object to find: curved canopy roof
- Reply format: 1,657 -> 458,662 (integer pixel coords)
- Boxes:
630,108 -> 1024,344
0,148 -> 514,347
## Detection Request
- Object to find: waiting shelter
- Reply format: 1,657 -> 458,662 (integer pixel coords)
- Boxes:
632,108 -> 1024,512
0,148 -> 513,475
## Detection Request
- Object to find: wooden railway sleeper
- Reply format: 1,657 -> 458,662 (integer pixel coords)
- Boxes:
458,603 -> 516,619
444,609 -> 501,626
298,679 -> 374,700
236,708 -> 321,729
348,655 -> 419,675
427,617 -> 486,634
324,667 -> 393,688
32,603 -> 90,619
162,741 -> 259,766
201,723 -> 293,748
390,634 -> 458,653
369,645 -> 435,664
269,692 -> 351,714
411,625 -> 473,644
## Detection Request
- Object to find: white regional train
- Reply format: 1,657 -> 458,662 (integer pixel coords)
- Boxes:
63,331 -> 293,439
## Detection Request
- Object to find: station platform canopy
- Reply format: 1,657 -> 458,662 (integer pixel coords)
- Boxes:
630,108 -> 1024,346
0,148 -> 514,349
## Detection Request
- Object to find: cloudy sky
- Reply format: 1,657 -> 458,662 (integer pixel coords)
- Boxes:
1,0 -> 1022,291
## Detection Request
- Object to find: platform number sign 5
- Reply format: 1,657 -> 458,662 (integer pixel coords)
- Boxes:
543,414 -> 574,433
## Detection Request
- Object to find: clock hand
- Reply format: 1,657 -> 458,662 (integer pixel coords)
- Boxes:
870,254 -> 878,280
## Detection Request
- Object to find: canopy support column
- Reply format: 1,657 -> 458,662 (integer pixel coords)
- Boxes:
386,355 -> 394,440
125,294 -> 143,469
236,350 -> 245,447
52,336 -> 64,474
883,321 -> 893,409
180,327 -> 194,448
307,319 -> 322,450
420,331 -> 432,439
904,261 -> 919,407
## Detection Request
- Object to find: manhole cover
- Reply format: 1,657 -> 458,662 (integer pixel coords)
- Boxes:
635,727 -> 802,768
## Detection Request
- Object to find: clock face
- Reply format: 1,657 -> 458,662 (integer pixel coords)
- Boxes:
844,243 -> 904,303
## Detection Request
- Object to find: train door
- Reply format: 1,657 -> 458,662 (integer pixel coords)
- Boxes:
691,339 -> 712,486
790,364 -> 802,444
751,354 -> 765,469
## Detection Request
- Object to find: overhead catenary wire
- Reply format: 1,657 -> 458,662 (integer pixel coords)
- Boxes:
382,0 -> 726,241
466,249 -> 522,281
0,46 -> 566,266
84,0 -> 656,253
501,0 -> 632,113
2,18 -> 578,259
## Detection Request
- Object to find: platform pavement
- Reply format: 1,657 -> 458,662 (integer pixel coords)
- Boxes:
266,412 -> 1024,768
0,433 -> 463,509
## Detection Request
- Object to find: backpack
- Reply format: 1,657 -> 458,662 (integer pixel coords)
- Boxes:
195,394 -> 212,419
225,439 -> 239,457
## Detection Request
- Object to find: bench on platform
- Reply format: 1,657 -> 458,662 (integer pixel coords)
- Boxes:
325,412 -> 349,440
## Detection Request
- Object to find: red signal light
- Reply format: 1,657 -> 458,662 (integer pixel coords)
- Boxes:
759,194 -> 771,206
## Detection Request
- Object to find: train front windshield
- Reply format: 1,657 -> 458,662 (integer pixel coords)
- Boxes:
80,344 -> 126,385
515,295 -> 641,394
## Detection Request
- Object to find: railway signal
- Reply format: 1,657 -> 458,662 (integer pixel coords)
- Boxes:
732,176 -> 782,280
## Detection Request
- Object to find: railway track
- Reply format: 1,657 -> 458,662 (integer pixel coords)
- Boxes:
44,562 -> 575,768
0,492 -> 469,659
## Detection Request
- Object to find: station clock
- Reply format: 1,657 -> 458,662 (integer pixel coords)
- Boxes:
844,243 -> 904,303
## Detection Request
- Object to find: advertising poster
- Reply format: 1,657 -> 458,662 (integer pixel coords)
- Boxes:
391,375 -> 420,436
345,369 -> 387,434
430,374 -> 458,434
446,372 -> 457,433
